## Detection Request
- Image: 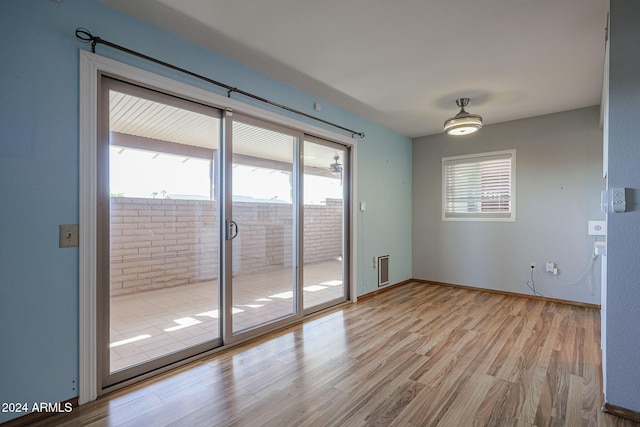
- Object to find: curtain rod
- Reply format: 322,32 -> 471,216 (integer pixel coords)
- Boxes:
75,28 -> 365,139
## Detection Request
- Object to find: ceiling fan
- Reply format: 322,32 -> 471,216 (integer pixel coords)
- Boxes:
329,154 -> 343,174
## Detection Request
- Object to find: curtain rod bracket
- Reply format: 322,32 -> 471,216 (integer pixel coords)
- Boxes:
74,27 -> 365,139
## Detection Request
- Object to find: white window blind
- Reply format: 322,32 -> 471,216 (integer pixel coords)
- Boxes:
442,150 -> 515,221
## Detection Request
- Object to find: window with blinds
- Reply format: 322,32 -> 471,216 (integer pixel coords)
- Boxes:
442,150 -> 515,221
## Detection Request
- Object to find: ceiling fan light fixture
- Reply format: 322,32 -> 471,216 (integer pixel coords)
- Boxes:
330,154 -> 343,174
444,98 -> 483,136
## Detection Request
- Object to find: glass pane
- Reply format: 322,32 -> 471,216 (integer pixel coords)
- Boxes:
303,140 -> 346,310
108,89 -> 220,373
231,120 -> 297,333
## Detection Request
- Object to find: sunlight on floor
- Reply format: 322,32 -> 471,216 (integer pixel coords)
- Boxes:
109,260 -> 344,372
163,317 -> 202,332
110,334 -> 152,348
269,291 -> 294,299
303,285 -> 327,292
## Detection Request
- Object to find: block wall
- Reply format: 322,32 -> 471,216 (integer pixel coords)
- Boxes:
110,197 -> 342,295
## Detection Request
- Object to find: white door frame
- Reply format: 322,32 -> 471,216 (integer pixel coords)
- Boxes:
79,50 -> 358,404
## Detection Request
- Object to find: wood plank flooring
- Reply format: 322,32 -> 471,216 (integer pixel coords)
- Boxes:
31,282 -> 639,426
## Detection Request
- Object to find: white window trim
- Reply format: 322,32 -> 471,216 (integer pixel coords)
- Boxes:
441,149 -> 516,222
79,51 -> 359,404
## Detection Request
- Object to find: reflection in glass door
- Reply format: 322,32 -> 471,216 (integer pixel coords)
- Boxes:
303,138 -> 348,311
100,78 -> 222,386
228,117 -> 299,334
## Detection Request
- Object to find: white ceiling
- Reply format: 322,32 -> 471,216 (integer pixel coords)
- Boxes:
100,0 -> 609,138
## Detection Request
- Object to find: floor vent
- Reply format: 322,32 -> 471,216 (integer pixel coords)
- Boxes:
378,255 -> 389,287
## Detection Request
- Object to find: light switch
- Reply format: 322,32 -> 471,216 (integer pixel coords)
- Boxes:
611,188 -> 626,213
59,224 -> 79,248
601,188 -> 627,213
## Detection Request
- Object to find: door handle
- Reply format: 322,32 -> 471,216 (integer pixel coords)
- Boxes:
226,219 -> 239,240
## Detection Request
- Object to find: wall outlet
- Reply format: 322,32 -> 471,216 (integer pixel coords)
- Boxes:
545,262 -> 555,273
588,220 -> 606,236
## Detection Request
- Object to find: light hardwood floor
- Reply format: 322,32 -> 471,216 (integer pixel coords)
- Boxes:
32,282 -> 639,426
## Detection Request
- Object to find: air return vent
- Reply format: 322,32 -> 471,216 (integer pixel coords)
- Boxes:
378,255 -> 389,287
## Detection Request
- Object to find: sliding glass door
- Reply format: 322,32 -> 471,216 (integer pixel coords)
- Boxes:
302,137 -> 349,312
99,77 -> 222,387
98,77 -> 350,390
226,116 -> 300,335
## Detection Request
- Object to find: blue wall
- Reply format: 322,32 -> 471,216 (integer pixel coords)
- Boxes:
0,1 -> 412,422
605,0 -> 640,413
